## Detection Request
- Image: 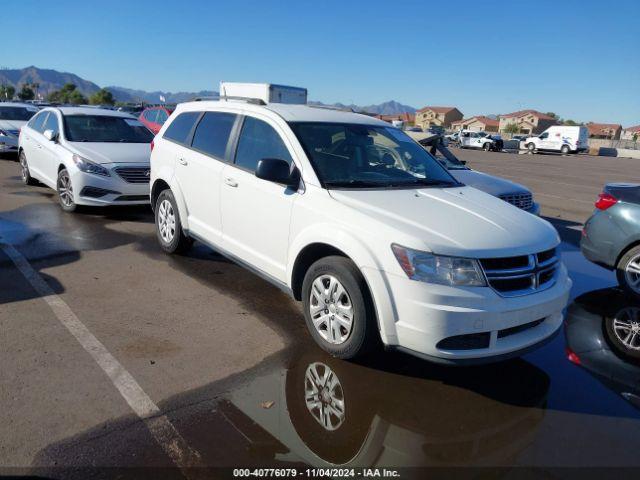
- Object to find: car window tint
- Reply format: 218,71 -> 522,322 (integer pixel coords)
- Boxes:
163,112 -> 200,145
145,110 -> 158,123
29,112 -> 48,132
191,112 -> 236,159
235,117 -> 292,172
156,110 -> 169,124
42,112 -> 59,136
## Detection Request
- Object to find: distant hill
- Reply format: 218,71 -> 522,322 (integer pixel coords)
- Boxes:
0,67 -> 418,113
0,66 -> 101,98
105,86 -> 218,104
310,99 -> 416,115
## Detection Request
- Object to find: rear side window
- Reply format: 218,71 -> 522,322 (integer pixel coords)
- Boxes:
234,117 -> 292,172
163,112 -> 200,145
28,112 -> 48,132
191,112 -> 236,160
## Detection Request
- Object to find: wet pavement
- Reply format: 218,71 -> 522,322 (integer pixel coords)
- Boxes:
1,154 -> 640,478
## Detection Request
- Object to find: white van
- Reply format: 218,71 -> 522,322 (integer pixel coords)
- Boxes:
524,126 -> 589,154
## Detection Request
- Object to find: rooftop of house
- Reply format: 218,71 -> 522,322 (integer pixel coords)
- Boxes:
587,122 -> 623,135
416,106 -> 459,114
452,115 -> 499,127
499,109 -> 555,120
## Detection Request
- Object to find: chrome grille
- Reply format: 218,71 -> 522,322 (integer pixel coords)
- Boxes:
499,192 -> 533,211
480,248 -> 559,297
114,167 -> 150,184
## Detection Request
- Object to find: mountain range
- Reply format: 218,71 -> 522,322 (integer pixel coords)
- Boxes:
0,66 -> 416,114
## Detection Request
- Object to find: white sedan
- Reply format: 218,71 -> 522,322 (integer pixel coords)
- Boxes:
0,102 -> 39,155
18,107 -> 154,212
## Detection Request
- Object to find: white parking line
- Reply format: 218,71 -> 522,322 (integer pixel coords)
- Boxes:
1,242 -> 202,471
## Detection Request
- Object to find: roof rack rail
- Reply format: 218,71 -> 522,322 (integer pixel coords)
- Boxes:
307,104 -> 355,113
217,95 -> 266,106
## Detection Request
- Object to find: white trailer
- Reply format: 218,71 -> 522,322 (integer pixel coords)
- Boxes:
219,82 -> 307,105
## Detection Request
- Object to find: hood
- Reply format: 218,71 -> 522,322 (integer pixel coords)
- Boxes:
451,169 -> 530,197
0,120 -> 27,134
329,186 -> 558,258
66,142 -> 151,165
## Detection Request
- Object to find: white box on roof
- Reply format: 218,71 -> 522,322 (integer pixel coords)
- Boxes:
219,82 -> 307,105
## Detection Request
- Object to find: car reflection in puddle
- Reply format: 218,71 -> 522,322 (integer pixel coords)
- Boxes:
218,347 -> 549,467
565,287 -> 640,411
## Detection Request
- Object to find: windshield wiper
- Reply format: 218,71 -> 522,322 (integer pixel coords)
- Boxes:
324,180 -> 388,188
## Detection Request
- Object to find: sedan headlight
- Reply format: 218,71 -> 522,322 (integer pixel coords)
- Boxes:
391,244 -> 486,287
72,154 -> 110,177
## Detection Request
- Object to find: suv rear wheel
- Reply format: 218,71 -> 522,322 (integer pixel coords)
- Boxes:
155,189 -> 193,254
302,256 -> 379,359
616,245 -> 640,300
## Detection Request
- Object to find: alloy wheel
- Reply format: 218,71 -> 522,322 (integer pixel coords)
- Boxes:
157,199 -> 176,244
309,274 -> 354,345
624,254 -> 640,295
57,171 -> 74,207
304,362 -> 345,431
612,306 -> 640,351
20,154 -> 28,182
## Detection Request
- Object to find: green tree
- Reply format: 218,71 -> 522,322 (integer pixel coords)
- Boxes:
0,85 -> 16,100
89,88 -> 115,106
564,119 -> 578,126
47,83 -> 88,105
504,122 -> 520,134
545,112 -> 559,120
18,84 -> 35,101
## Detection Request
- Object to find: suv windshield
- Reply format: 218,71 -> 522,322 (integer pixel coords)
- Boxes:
290,123 -> 461,189
64,115 -> 154,143
0,106 -> 37,121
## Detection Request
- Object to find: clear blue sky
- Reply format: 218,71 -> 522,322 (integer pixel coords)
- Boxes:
4,0 -> 639,125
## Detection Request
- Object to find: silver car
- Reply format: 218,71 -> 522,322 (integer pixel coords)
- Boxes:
0,103 -> 39,156
416,133 -> 540,215
581,183 -> 640,299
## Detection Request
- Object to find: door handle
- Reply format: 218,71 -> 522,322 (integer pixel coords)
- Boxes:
178,157 -> 188,166
224,177 -> 238,187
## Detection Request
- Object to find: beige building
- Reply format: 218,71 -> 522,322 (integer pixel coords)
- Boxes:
498,110 -> 558,135
414,106 -> 463,130
451,116 -> 499,132
621,125 -> 640,140
587,122 -> 622,140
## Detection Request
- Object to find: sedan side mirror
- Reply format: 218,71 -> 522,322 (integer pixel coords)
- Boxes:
256,158 -> 300,189
43,129 -> 58,142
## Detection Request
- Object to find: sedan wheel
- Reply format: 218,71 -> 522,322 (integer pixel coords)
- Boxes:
57,169 -> 77,212
19,151 -> 36,185
612,307 -> 640,351
624,254 -> 640,295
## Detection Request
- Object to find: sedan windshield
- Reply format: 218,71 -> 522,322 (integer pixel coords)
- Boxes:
64,115 -> 154,143
0,106 -> 37,121
290,123 -> 461,189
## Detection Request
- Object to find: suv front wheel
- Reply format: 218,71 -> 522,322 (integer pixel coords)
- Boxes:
155,189 -> 193,254
302,256 -> 379,359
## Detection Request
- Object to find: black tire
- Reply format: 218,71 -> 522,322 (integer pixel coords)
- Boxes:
154,189 -> 193,254
561,144 -> 571,155
57,168 -> 77,212
19,151 -> 37,185
616,245 -> 640,301
301,256 -> 379,359
527,142 -> 536,153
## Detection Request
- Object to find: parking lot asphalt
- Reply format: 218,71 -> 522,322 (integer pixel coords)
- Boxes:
2,151 -> 640,476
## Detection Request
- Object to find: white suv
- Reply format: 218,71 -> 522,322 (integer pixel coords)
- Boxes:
150,99 -> 571,364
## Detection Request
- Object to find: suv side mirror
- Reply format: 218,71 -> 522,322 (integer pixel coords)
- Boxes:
256,158 -> 299,188
43,129 -> 58,142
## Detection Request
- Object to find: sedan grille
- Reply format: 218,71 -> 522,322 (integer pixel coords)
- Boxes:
499,192 -> 533,211
114,167 -> 151,184
479,248 -> 559,297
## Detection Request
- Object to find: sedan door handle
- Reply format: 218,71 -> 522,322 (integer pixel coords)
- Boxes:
224,177 -> 238,187
178,157 -> 188,166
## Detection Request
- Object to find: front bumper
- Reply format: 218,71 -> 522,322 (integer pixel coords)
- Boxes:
70,162 -> 150,206
371,264 -> 572,364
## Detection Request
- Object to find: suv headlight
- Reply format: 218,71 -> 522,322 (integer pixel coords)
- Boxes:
391,244 -> 486,287
72,154 -> 110,177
